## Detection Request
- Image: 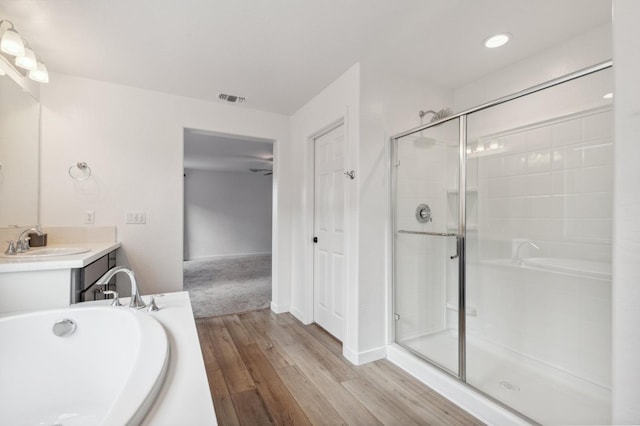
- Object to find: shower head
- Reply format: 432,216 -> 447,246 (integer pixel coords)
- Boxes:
418,110 -> 436,119
414,107 -> 453,146
419,108 -> 453,123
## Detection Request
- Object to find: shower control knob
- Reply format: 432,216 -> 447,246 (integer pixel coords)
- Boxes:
415,204 -> 432,223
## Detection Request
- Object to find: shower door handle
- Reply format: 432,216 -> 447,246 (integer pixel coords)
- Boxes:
450,237 -> 460,259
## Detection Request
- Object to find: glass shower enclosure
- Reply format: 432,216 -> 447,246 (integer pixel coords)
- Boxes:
392,62 -> 613,425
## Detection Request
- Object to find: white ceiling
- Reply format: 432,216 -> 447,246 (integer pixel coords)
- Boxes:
0,0 -> 611,115
183,129 -> 273,174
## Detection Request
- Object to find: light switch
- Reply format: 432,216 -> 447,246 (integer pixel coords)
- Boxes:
126,211 -> 147,224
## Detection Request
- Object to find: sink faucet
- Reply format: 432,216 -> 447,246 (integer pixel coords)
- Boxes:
4,226 -> 44,255
96,266 -> 146,309
512,241 -> 540,266
16,226 -> 44,252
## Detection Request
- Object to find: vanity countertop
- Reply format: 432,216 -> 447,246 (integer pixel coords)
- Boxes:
0,242 -> 121,273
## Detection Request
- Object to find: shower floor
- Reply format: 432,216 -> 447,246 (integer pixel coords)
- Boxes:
399,330 -> 611,425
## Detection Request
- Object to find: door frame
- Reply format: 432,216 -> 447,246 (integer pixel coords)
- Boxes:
309,119 -> 347,339
304,116 -> 351,339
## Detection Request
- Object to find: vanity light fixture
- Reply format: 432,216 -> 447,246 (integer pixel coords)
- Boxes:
483,33 -> 511,49
0,18 -> 48,83
28,60 -> 49,83
0,20 -> 25,56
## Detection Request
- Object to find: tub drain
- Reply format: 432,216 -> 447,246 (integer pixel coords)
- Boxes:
499,381 -> 520,392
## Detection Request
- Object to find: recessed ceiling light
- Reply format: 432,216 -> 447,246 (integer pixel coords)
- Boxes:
603,92 -> 613,99
484,33 -> 511,49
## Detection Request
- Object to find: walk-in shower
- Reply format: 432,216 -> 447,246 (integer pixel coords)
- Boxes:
391,61 -> 613,424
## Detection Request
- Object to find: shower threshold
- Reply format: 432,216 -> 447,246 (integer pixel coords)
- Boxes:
399,330 -> 611,425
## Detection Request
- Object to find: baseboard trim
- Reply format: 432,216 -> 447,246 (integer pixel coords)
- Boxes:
185,252 -> 271,261
343,345 -> 387,366
270,301 -> 289,314
386,344 -> 529,426
289,307 -> 311,324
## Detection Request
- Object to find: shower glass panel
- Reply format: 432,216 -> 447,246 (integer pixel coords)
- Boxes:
465,67 -> 612,425
393,118 -> 461,375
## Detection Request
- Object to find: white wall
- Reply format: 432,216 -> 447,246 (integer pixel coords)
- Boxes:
289,61 -> 453,364
39,73 -> 291,300
611,0 -> 640,422
288,59 -> 455,366
288,63 -> 360,360
184,169 -> 272,260
455,24 -> 612,111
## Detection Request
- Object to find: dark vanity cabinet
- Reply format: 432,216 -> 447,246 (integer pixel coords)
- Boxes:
70,250 -> 117,303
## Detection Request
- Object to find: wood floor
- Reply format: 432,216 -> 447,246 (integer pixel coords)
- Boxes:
196,309 -> 482,426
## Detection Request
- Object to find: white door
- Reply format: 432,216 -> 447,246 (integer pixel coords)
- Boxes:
313,123 -> 346,341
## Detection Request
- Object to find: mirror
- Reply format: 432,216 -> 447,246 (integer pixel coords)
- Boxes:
0,73 -> 40,226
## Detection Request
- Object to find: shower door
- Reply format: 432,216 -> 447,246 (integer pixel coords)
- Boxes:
464,67 -> 613,425
393,117 -> 463,376
392,63 -> 612,425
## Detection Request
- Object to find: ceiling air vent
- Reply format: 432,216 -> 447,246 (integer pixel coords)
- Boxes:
218,93 -> 246,103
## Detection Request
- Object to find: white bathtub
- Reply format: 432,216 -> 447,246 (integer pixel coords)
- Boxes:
484,257 -> 611,280
0,306 -> 169,426
523,257 -> 611,280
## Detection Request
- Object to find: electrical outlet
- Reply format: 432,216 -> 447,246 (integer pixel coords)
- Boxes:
85,210 -> 95,224
126,211 -> 147,224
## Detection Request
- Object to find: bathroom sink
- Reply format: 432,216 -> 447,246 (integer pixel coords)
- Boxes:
2,247 -> 91,259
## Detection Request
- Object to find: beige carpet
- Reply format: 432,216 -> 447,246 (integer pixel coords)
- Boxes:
183,254 -> 271,319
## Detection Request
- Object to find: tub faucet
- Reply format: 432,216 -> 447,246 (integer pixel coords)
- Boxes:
96,266 -> 146,309
513,241 -> 540,266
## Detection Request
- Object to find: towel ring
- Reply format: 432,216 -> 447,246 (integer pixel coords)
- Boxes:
68,162 -> 92,181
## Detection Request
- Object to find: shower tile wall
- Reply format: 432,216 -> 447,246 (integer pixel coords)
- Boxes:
480,109 -> 613,249
469,108 -> 613,387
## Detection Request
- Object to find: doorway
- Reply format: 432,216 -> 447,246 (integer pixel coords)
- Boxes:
183,128 -> 275,318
